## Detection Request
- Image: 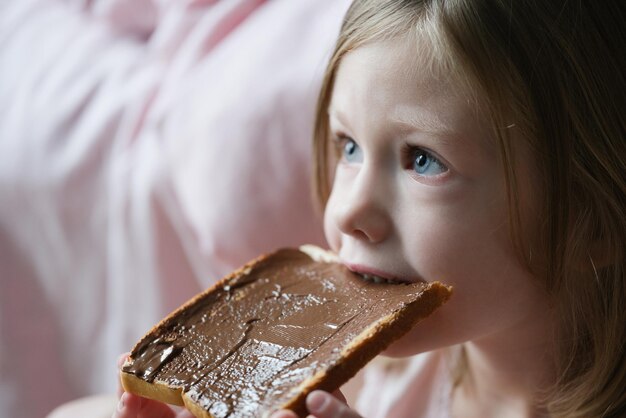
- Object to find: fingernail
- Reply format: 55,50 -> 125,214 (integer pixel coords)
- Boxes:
269,411 -> 290,418
118,353 -> 129,369
307,391 -> 329,414
117,393 -> 127,412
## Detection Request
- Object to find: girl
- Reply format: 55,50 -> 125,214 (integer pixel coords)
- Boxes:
114,0 -> 625,417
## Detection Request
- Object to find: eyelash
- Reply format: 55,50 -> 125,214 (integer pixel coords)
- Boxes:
332,132 -> 351,154
401,143 -> 448,175
331,133 -> 448,177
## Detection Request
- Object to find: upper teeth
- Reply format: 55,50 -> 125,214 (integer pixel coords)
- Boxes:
360,273 -> 397,284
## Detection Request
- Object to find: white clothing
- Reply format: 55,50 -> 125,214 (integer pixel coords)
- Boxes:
355,352 -> 453,418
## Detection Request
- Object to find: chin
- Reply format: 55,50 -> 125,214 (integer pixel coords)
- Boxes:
381,308 -> 461,358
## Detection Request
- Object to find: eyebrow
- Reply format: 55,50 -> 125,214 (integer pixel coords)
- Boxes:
328,106 -> 457,138
327,107 -> 348,127
389,107 -> 457,137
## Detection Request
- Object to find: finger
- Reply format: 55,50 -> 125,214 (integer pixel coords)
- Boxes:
331,389 -> 347,404
306,390 -> 362,418
112,392 -> 133,418
269,410 -> 299,418
112,392 -> 176,418
118,353 -> 130,369
117,353 -> 130,397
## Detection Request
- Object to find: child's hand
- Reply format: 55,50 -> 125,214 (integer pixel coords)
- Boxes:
112,392 -> 195,418
113,353 -> 195,418
271,390 -> 363,418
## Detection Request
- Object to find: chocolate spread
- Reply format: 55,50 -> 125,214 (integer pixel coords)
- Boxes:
123,249 -> 431,418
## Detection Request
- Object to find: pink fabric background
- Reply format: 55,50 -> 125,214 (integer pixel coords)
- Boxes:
0,1 -> 350,416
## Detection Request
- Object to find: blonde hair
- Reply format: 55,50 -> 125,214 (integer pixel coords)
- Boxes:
313,1 -> 626,416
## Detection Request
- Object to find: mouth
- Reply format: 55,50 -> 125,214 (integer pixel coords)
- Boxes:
298,246 -> 423,285
346,264 -> 410,285
356,273 -> 404,284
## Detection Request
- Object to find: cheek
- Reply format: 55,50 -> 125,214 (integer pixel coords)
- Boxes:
399,185 -> 513,283
405,202 -> 539,296
323,194 -> 342,253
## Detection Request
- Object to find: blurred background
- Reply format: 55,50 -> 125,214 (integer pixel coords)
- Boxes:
0,1 -> 351,416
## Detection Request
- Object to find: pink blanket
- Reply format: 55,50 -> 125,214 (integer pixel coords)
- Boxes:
0,1 -> 350,416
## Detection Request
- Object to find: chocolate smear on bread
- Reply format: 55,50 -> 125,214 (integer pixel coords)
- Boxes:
121,247 -> 451,418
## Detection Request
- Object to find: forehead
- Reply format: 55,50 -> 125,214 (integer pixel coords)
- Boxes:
333,36 -> 446,102
330,36 -> 486,141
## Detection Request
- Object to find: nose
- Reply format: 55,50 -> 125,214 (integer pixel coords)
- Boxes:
332,168 -> 393,244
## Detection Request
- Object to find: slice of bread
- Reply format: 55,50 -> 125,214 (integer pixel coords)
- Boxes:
120,246 -> 452,418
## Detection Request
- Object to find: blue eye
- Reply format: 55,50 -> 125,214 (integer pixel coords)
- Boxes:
412,149 -> 447,176
341,137 -> 363,163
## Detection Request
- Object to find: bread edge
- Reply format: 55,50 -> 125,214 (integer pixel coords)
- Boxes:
120,248 -> 452,418
120,251 -> 277,411
120,372 -> 185,406
273,281 -> 452,417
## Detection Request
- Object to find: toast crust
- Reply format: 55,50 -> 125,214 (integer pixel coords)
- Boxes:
275,281 -> 451,416
120,247 -> 452,418
121,372 -> 185,406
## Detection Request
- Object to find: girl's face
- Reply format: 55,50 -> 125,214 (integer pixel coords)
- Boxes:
324,38 -> 549,356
